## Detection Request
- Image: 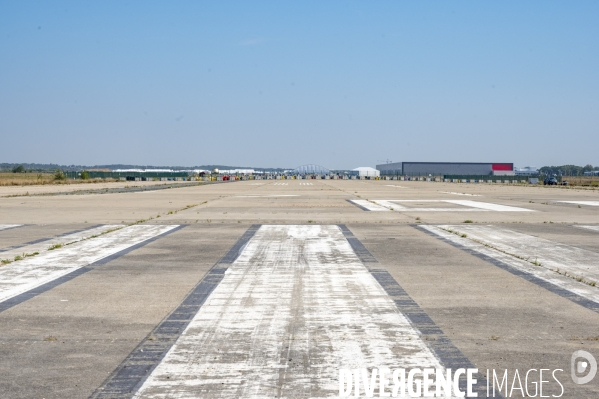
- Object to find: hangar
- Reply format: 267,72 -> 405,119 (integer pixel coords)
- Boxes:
376,162 -> 514,176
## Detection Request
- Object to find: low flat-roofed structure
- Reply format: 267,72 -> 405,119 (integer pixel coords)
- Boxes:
377,162 -> 514,176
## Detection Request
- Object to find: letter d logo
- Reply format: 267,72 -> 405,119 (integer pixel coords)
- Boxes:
571,350 -> 597,385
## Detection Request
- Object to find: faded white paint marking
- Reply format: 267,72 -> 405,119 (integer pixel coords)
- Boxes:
384,185 -> 407,188
350,199 -> 390,211
0,224 -> 179,304
134,225 -> 444,399
444,200 -> 530,212
235,195 -> 300,198
368,200 -> 532,212
0,225 -> 22,231
558,201 -> 599,207
439,191 -> 481,197
422,225 -> 599,304
0,225 -> 123,259
372,199 -> 480,212
579,226 -> 599,233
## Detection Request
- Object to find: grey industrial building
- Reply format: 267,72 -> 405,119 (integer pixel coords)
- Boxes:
376,162 -> 514,176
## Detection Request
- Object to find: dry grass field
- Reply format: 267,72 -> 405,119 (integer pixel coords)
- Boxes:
563,176 -> 599,187
0,173 -> 116,186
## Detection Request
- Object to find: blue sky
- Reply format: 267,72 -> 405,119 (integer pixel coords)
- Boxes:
1,1 -> 597,169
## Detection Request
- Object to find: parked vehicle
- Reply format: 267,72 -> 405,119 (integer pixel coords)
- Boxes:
543,177 -> 558,185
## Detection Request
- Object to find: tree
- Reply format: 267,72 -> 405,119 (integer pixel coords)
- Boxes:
12,165 -> 25,173
54,170 -> 67,181
540,164 -> 594,176
80,171 -> 90,180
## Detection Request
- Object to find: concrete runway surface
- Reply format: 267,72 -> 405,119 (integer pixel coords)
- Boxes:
0,180 -> 598,398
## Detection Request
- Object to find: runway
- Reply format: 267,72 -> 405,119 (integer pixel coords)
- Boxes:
0,179 -> 597,398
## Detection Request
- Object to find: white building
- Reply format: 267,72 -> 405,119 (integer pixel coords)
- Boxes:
352,167 -> 380,177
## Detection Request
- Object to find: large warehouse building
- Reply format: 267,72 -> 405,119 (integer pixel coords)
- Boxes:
376,162 -> 514,176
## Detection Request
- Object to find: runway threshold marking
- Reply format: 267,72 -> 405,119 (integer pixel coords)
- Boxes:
95,225 -> 483,399
0,224 -> 23,232
348,199 -> 390,211
579,226 -> 599,233
557,201 -> 599,207
0,224 -> 181,312
349,199 -> 532,212
420,225 -> 599,312
388,200 -> 530,212
0,224 -> 123,257
91,225 -> 261,399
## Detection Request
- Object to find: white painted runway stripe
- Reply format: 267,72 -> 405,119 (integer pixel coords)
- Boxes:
435,224 -> 599,284
579,225 -> 599,233
384,185 -> 407,188
0,224 -> 123,260
0,224 -> 22,231
360,199 -> 532,212
133,225 -> 444,399
439,191 -> 481,196
235,195 -> 299,198
421,225 -> 599,306
0,224 -> 179,305
444,200 -> 530,212
349,199 -> 390,211
558,201 -> 599,207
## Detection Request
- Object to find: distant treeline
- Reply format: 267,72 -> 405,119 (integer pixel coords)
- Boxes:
0,163 -> 286,173
539,164 -> 599,176
0,163 -> 71,172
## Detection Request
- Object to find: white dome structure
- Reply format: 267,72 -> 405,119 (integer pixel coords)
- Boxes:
352,167 -> 380,177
